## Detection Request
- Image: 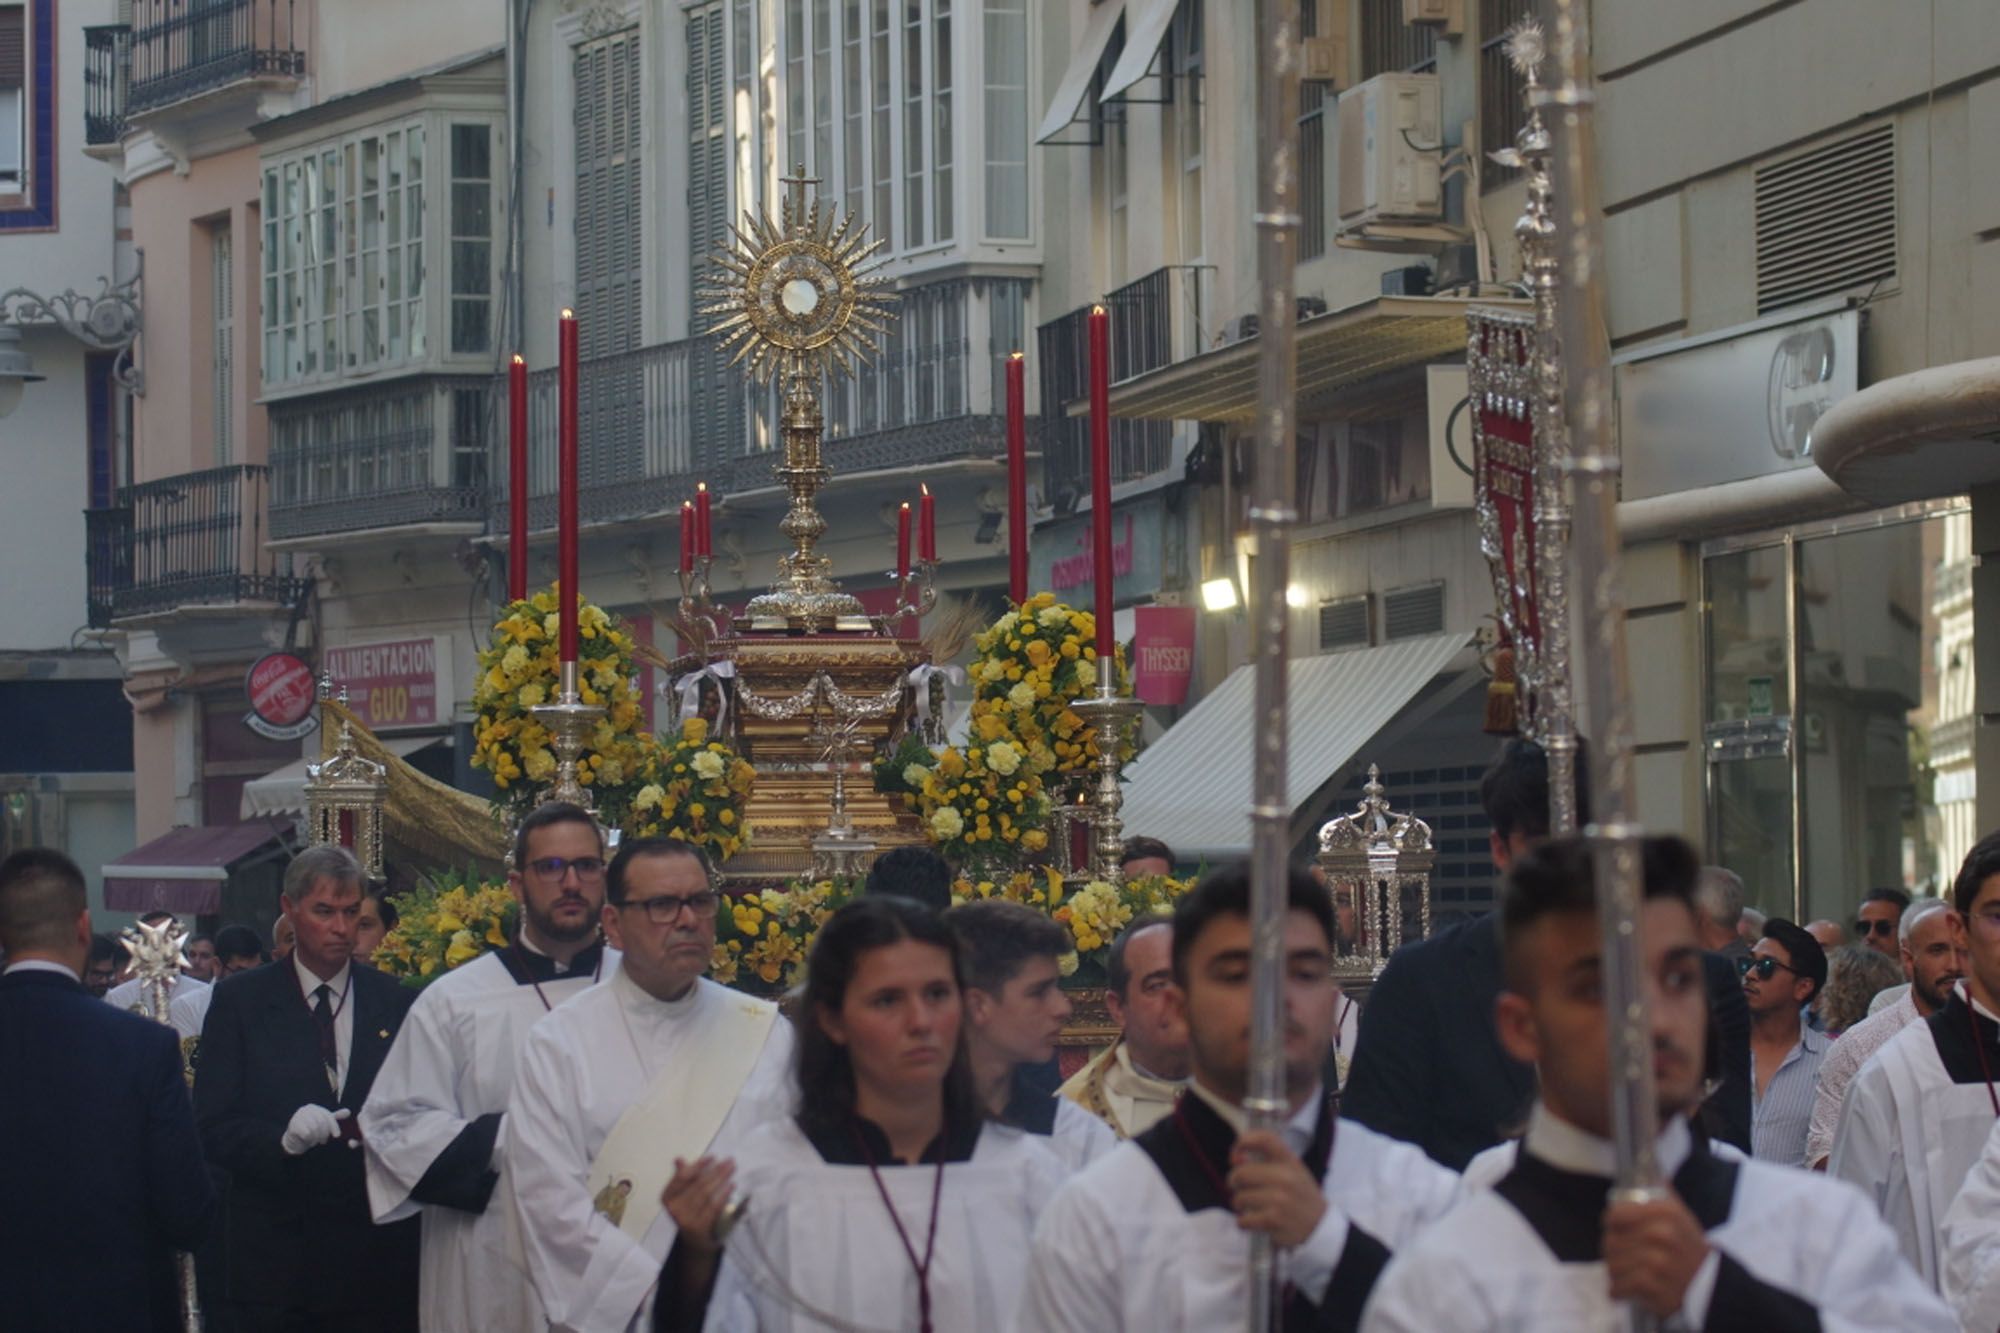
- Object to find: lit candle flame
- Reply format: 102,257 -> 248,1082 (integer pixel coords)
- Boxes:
561,308 -> 575,320
1009,350 -> 1024,362
511,353 -> 525,365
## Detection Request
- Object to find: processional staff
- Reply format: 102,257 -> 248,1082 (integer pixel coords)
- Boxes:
1536,0 -> 1668,1326
122,916 -> 204,1332
1245,0 -> 1303,1326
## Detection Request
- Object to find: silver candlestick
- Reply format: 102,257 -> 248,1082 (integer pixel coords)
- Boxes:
1072,655 -> 1142,884
871,558 -> 938,635
529,659 -> 607,812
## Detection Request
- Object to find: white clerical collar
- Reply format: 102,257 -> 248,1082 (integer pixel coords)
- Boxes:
614,961 -> 704,1016
1118,1042 -> 1186,1090
518,930 -> 584,975
1959,980 -> 2000,1025
293,952 -> 352,999
3,958 -> 80,983
1523,1101 -> 1693,1180
1187,1078 -> 1321,1144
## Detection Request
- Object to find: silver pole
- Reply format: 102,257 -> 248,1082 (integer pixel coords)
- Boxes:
1538,2 -> 1665,1328
1246,0 -> 1301,1327
123,919 -> 205,1333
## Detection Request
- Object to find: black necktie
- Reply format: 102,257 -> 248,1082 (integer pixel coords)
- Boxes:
312,983 -> 338,1092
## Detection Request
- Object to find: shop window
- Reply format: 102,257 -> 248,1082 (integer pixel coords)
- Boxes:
1703,507 -> 1969,922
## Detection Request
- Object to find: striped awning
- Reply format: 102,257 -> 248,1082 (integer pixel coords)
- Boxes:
1119,631 -> 1475,863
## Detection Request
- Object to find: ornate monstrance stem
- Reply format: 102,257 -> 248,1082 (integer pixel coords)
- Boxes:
122,916 -> 204,1331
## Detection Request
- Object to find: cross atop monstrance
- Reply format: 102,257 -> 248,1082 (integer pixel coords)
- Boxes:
699,165 -> 897,630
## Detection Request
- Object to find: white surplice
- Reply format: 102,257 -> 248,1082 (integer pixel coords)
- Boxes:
702,1118 -> 1067,1333
503,970 -> 795,1333
1458,1126 -> 1747,1194
1045,1095 -> 1116,1171
1941,1115 -> 2000,1331
359,947 -> 613,1333
106,971 -> 204,1024
1362,1104 -> 1954,1333
1016,1087 -> 1461,1330
1829,988 -> 2000,1290
168,978 -> 211,1039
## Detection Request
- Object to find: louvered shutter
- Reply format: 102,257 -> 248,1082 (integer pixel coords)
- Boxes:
687,3 -> 746,465
0,7 -> 23,85
1755,125 -> 1896,315
213,227 -> 234,465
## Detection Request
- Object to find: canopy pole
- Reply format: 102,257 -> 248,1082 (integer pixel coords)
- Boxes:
1246,0 -> 1302,1326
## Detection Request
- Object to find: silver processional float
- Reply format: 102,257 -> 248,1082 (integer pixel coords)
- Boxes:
1240,0 -> 1660,1327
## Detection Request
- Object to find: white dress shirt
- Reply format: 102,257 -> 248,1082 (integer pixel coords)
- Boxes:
294,953 -> 356,1094
4,959 -> 80,982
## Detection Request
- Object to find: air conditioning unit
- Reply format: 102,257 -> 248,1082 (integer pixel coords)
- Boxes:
1336,73 -> 1443,229
1402,0 -> 1461,27
1301,0 -> 1348,86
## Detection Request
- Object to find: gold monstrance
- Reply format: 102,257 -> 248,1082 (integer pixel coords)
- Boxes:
701,167 -> 896,632
693,170 -> 931,881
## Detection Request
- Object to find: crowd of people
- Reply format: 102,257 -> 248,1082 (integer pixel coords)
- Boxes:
8,738 -> 2000,1329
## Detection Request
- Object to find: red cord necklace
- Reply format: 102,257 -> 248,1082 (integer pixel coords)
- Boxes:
849,1119 -> 948,1333
1967,995 -> 2000,1117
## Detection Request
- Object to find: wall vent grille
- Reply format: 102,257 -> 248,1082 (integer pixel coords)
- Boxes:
1754,124 -> 1896,315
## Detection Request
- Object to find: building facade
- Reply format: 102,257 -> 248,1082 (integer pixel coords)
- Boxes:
0,0 -> 137,919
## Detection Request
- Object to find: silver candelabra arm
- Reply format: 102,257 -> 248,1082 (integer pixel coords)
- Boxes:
870,559 -> 938,634
528,659 -> 609,813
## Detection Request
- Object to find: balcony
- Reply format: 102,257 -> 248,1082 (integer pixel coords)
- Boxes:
128,0 -> 303,118
84,464 -> 309,628
83,26 -> 133,149
268,377 -> 490,543
1037,267 -> 1203,501
498,278 -> 1029,531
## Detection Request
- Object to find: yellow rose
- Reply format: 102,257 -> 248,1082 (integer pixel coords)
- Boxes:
930,807 -> 965,839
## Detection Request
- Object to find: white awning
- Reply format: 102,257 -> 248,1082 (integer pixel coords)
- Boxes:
240,735 -> 441,818
1035,0 -> 1127,145
1101,0 -> 1179,102
1120,631 -> 1475,862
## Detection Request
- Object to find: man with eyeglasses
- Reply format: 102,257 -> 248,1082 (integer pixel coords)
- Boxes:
1740,917 -> 1828,1166
504,835 -> 794,1333
1856,886 -> 1913,960
1834,833 -> 2000,1291
360,801 -> 619,1333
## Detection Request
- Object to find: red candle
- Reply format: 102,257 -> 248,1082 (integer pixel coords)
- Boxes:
680,500 -> 695,574
896,501 -> 911,581
508,354 -> 529,602
696,482 -> 713,557
558,309 -> 580,663
1006,351 -> 1028,604
919,484 -> 936,561
1088,305 -> 1114,661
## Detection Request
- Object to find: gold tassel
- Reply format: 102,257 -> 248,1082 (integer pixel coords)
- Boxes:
1484,643 -> 1520,736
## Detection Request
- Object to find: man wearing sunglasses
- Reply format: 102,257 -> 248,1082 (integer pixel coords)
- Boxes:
505,836 -> 793,1333
1740,918 -> 1828,1167
361,801 -> 619,1333
1856,886 -> 1913,960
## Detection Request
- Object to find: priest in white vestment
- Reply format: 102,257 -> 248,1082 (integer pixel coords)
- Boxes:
1363,835 -> 1951,1333
1942,1115 -> 2000,1331
1057,913 -> 1189,1138
1831,835 -> 2000,1290
947,899 -> 1115,1169
1020,868 -> 1461,1331
505,839 -> 793,1333
360,803 -> 619,1333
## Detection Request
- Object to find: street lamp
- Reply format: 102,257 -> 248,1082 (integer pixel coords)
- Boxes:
0,325 -> 45,420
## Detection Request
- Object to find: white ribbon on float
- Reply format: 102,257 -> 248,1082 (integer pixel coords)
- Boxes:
673,660 -> 738,736
904,663 -> 966,735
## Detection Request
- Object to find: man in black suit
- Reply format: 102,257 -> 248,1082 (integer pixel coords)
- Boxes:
0,848 -> 215,1331
195,845 -> 421,1330
1342,739 -> 1754,1168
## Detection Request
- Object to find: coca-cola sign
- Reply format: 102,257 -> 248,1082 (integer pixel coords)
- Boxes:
245,652 -> 317,741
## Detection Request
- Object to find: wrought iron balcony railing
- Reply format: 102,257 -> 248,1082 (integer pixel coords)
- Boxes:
128,0 -> 303,116
268,377 -> 491,540
84,26 -> 132,146
84,464 -> 307,626
1037,266 -> 1203,501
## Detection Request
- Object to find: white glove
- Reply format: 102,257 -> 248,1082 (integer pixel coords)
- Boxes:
281,1104 -> 354,1155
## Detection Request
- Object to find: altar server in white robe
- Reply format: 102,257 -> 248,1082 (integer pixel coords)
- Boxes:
360,802 -> 619,1333
505,837 -> 794,1333
1942,1115 -> 2000,1330
946,897 -> 1115,1169
1831,830 -> 2000,1291
1019,865 -> 1461,1332
653,895 -> 1068,1333
1364,835 -> 1951,1333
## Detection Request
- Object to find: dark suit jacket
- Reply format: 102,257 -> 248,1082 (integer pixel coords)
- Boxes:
193,959 -> 420,1323
0,966 -> 215,1332
1342,914 -> 1756,1170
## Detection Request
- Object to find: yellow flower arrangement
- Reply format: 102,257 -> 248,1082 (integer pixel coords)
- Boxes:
626,717 -> 755,864
711,876 -> 864,992
372,871 -> 520,990
1052,873 -> 1194,972
470,586 -> 650,823
897,738 -> 1052,874
969,592 -> 1136,776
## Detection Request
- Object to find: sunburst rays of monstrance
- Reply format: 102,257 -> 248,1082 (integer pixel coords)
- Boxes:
690,168 -> 934,881
699,166 -> 898,630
